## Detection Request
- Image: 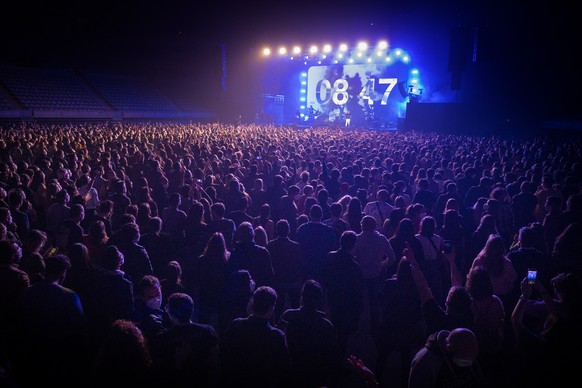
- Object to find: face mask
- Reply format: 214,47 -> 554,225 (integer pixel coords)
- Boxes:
452,358 -> 473,367
146,295 -> 162,310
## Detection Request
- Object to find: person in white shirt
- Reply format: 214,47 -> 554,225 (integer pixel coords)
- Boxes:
353,215 -> 396,333
362,189 -> 394,230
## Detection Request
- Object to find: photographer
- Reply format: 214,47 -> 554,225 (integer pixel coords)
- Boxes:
511,272 -> 582,386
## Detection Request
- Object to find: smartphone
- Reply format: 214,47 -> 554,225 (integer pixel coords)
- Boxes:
527,269 -> 537,285
443,240 -> 453,254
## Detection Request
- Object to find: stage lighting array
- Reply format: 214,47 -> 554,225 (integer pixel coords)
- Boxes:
258,40 -> 411,65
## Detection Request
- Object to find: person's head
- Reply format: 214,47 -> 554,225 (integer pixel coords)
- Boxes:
417,178 -> 430,191
44,254 -> 71,284
144,216 -> 162,235
203,232 -> 228,258
376,189 -> 390,203
361,215 -> 377,232
445,286 -> 473,317
395,218 -> 415,239
287,185 -> 301,199
300,279 -> 324,311
120,222 -> 140,244
466,266 -> 494,300
136,275 -> 163,310
340,230 -> 357,251
250,286 -> 277,318
8,189 -> 25,208
445,328 -> 480,367
0,240 -> 21,265
68,242 -> 90,267
329,202 -> 343,218
165,260 -> 183,284
551,272 -> 582,308
259,203 -> 271,219
481,233 -> 505,257
517,226 -> 535,248
187,201 -> 205,223
545,195 -> 562,211
210,202 -> 226,220
309,204 -> 323,222
347,196 -> 362,214
166,292 -> 194,324
102,245 -> 124,271
23,228 -> 47,254
275,219 -> 290,238
419,215 -> 436,236
98,199 -> 113,217
236,221 -> 255,243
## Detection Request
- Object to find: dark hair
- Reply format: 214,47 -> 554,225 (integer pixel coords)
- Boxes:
45,254 -> 71,278
309,204 -> 323,220
301,279 -> 324,310
466,266 -> 494,300
167,292 -> 194,322
275,219 -> 290,237
340,230 -> 357,250
251,286 -> 277,315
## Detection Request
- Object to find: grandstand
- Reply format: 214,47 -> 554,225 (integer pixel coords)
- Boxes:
0,64 -> 216,122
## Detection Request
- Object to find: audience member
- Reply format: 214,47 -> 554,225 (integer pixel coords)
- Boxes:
220,286 -> 291,387
295,204 -> 338,283
277,279 -> 340,388
153,292 -> 220,387
322,230 -> 364,358
267,219 -> 304,322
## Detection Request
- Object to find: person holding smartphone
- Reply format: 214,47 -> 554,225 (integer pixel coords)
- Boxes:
511,272 -> 582,386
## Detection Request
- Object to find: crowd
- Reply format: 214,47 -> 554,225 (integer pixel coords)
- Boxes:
1,121 -> 581,387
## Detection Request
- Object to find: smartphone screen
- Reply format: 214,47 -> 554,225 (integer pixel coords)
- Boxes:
527,269 -> 537,285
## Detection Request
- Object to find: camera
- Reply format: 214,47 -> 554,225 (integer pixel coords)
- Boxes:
442,240 -> 453,253
527,269 -> 537,285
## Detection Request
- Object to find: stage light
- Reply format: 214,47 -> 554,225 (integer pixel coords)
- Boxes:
395,49 -> 402,56
357,41 -> 368,51
339,43 -> 348,52
323,44 -> 332,53
367,57 -> 372,63
263,48 -> 271,56
402,56 -> 410,63
309,45 -> 318,54
278,47 -> 287,55
293,46 -> 302,55
385,57 -> 391,62
376,50 -> 383,57
378,40 -> 388,50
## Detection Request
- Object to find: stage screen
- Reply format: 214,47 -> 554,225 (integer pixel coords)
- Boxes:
306,61 -> 410,128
